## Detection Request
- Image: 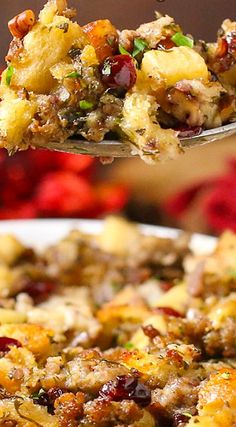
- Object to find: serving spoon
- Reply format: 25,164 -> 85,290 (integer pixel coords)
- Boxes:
36,121 -> 236,157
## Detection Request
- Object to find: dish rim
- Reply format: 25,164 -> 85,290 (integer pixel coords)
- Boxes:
0,218 -> 216,255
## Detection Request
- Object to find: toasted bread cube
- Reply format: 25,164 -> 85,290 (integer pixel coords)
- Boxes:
131,314 -> 167,349
0,347 -> 36,393
121,92 -> 181,162
154,282 -> 188,314
0,309 -> 26,324
0,398 -> 59,426
0,324 -> 54,359
0,95 -> 37,150
142,46 -> 209,87
0,234 -> 25,266
7,2 -> 88,94
99,216 -> 141,256
188,369 -> 236,427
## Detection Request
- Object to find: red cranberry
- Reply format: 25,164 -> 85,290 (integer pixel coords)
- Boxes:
217,38 -> 229,58
216,33 -> 236,72
0,337 -> 22,354
33,388 -> 66,414
23,280 -> 55,304
159,281 -> 173,292
166,349 -> 184,366
99,375 -> 151,407
226,32 -> 236,55
142,324 -> 160,339
157,36 -> 176,50
156,307 -> 183,318
176,125 -> 203,138
100,54 -> 137,90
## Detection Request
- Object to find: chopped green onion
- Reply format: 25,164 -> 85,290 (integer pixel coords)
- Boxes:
111,282 -> 122,292
65,71 -> 81,79
6,65 -> 14,86
132,38 -> 148,57
119,44 -> 131,56
226,268 -> 236,277
171,32 -> 194,48
124,342 -> 134,350
79,100 -> 94,110
221,372 -> 231,380
107,35 -> 116,47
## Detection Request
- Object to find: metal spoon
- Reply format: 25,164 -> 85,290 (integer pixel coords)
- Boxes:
36,121 -> 236,157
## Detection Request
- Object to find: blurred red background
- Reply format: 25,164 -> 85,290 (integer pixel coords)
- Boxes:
0,149 -> 129,220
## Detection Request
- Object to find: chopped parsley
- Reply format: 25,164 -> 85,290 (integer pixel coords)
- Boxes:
119,38 -> 147,59
124,342 -> 134,350
79,100 -> 94,110
132,38 -> 148,57
171,32 -> 194,48
221,372 -> 231,380
6,65 -> 14,86
226,268 -> 236,278
107,35 -> 116,47
111,282 -> 122,292
119,45 -> 131,55
65,71 -> 81,79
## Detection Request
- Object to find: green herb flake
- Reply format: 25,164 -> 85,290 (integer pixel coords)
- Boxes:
171,32 -> 194,48
79,100 -> 94,110
132,38 -> 148,57
107,35 -> 116,47
65,71 -> 81,79
6,65 -> 14,86
111,282 -> 122,292
221,372 -> 231,380
226,268 -> 236,278
124,342 -> 134,350
119,44 -> 131,56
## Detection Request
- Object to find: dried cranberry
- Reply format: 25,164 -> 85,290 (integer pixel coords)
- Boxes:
175,125 -> 203,138
99,375 -> 151,407
156,307 -> 183,318
23,280 -> 55,303
173,413 -> 191,426
33,388 -> 66,414
0,337 -> 22,354
166,349 -> 184,366
101,55 -> 137,90
215,33 -> 236,72
142,324 -> 160,339
226,32 -> 236,55
157,36 -> 176,50
217,37 -> 229,58
159,281 -> 173,292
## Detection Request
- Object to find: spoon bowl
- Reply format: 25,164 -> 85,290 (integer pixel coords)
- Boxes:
36,121 -> 236,157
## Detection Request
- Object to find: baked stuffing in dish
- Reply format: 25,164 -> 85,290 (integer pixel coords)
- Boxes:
1,0 -> 236,162
0,217 -> 235,425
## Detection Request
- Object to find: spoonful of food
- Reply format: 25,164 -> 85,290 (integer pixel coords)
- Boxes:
35,122 -> 236,158
2,0 -> 236,163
